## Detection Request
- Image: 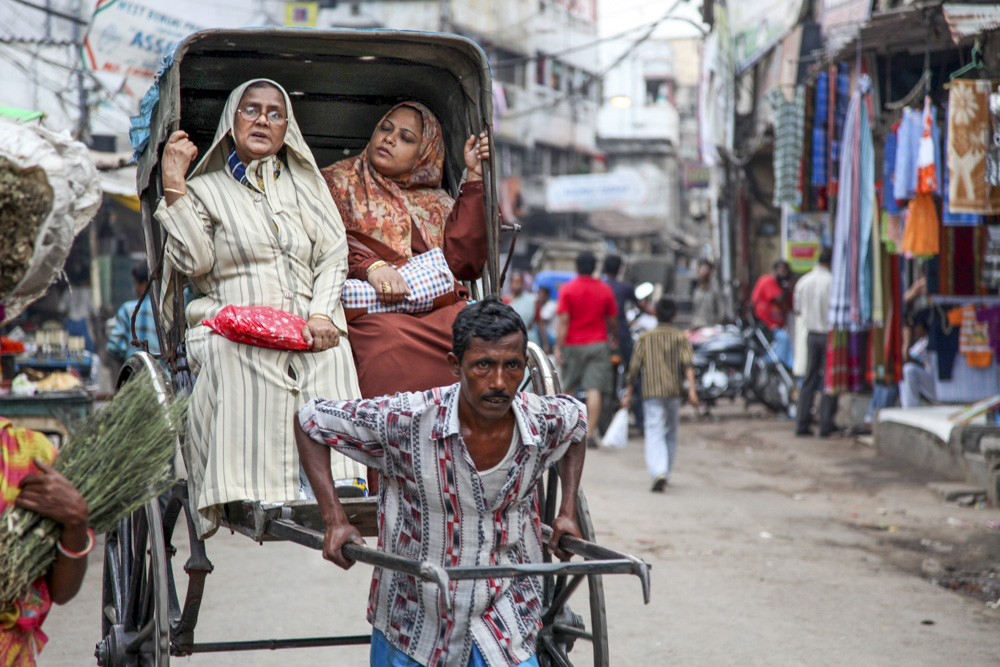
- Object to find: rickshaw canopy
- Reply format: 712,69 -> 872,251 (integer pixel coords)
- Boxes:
135,28 -> 495,198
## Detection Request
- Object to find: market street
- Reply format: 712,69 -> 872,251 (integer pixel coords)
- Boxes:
44,405 -> 1000,665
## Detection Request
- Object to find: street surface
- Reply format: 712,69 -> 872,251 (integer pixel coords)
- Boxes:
44,404 -> 1000,665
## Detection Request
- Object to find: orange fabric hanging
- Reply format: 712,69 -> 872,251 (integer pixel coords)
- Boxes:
902,194 -> 940,256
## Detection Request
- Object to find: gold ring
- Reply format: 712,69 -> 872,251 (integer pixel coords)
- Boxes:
381,282 -> 391,293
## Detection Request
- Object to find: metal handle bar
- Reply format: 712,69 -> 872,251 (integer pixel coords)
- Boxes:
268,519 -> 652,609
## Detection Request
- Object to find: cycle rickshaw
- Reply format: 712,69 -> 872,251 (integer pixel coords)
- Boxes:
96,27 -> 650,667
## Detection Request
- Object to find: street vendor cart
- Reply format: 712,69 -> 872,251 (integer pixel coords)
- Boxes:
97,28 -> 650,667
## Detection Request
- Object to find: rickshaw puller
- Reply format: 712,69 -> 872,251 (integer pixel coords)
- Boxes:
294,298 -> 587,667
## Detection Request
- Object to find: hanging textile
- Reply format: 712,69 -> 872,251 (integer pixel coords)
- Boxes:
894,106 -> 943,202
983,226 -> 1000,289
942,104 -> 984,225
829,63 -> 850,196
938,225 -> 986,294
882,122 -> 900,215
829,74 -> 875,332
947,79 -> 1000,214
955,305 -> 992,367
767,86 -> 806,208
902,194 -> 940,256
812,72 -> 829,188
988,87 -> 1000,185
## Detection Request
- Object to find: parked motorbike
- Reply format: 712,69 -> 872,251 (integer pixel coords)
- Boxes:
689,319 -> 795,414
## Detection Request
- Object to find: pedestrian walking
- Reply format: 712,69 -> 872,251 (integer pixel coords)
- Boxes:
295,297 -> 586,667
793,247 -> 838,436
622,297 -> 698,492
505,271 -> 539,345
555,251 -> 617,447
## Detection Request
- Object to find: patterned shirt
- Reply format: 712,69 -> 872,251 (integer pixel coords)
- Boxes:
298,384 -> 587,667
106,297 -> 161,361
625,324 -> 693,399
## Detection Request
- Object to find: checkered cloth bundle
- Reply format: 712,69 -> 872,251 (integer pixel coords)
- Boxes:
342,247 -> 454,314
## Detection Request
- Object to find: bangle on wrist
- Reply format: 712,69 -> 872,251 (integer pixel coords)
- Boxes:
366,260 -> 388,278
163,187 -> 187,196
57,527 -> 96,559
310,313 -> 333,323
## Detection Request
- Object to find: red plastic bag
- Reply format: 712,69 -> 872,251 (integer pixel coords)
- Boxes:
202,306 -> 309,350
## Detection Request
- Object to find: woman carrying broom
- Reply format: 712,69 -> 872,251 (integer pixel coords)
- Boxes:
1,419 -> 90,665
156,79 -> 362,538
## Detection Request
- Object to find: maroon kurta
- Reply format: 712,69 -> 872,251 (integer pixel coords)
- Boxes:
343,181 -> 488,398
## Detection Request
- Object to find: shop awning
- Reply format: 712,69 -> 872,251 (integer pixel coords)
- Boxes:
943,3 -> 1000,42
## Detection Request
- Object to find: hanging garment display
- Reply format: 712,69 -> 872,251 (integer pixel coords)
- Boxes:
812,72 -> 829,187
829,64 -> 850,196
902,194 -> 940,256
976,305 -> 1000,355
947,79 -> 1000,214
943,105 -> 984,225
882,122 -> 900,214
983,225 -> 1000,289
954,305 -> 992,367
767,86 -> 806,208
894,106 -> 943,202
987,86 -> 1000,185
829,74 -> 875,341
938,225 -> 986,294
917,97 -> 939,194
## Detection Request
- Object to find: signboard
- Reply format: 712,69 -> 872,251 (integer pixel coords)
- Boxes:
728,0 -> 805,72
784,211 -> 830,272
684,162 -> 710,188
545,172 -> 648,213
83,0 -> 205,99
285,2 -> 319,27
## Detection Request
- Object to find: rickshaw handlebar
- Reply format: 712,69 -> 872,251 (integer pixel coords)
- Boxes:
268,519 -> 651,610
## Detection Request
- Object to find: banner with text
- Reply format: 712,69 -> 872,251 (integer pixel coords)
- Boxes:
545,172 -> 649,213
83,0 -> 205,100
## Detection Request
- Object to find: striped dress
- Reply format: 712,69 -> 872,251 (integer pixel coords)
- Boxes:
155,79 -> 362,538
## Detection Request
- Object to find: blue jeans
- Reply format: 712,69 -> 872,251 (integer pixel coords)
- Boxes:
643,397 -> 681,480
370,629 -> 540,667
771,327 -> 793,370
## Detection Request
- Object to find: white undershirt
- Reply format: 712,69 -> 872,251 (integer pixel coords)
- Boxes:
479,429 -> 519,504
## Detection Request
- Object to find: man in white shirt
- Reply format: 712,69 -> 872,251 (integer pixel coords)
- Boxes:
793,247 -> 837,437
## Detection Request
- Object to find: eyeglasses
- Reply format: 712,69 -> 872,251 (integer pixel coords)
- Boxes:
237,106 -> 287,125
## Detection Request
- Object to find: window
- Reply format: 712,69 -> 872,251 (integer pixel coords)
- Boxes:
645,78 -> 671,104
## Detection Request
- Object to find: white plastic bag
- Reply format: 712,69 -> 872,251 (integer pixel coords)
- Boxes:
602,408 -> 630,449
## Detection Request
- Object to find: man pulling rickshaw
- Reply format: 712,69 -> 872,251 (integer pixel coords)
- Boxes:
296,297 -> 587,667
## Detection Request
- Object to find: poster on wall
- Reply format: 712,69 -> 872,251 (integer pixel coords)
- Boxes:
785,211 -> 830,272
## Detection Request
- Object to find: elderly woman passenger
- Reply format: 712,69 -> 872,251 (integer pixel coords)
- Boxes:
321,101 -> 490,398
156,79 -> 361,538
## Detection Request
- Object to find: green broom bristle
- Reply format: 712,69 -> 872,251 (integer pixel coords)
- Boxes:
0,372 -> 189,606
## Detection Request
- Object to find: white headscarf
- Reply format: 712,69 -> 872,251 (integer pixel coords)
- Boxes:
159,78 -> 346,332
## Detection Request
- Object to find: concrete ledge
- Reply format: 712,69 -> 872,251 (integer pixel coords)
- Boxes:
875,407 -> 998,482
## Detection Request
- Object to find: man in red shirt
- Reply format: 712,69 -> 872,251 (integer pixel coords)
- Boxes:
555,251 -> 618,445
750,259 -> 792,329
750,259 -> 794,369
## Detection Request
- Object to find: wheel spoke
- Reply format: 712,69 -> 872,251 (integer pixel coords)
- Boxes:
538,634 -> 574,667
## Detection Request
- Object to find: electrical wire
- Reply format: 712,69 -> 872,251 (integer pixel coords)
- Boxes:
501,0 -> 687,120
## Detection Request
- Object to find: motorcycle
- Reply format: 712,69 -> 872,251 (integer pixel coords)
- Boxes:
689,319 -> 795,414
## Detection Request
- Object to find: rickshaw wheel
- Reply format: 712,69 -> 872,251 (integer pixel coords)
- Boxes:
96,502 -> 171,666
95,353 -> 174,666
527,344 -> 610,667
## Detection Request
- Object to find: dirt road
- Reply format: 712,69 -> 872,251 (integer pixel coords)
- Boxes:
44,405 -> 1000,665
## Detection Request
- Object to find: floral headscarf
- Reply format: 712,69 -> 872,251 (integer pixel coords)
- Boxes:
322,102 -> 454,257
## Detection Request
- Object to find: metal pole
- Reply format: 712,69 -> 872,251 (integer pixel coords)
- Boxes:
72,0 -> 89,145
